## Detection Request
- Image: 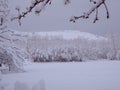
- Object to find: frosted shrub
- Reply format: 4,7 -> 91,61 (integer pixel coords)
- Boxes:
107,51 -> 116,60
31,47 -> 83,62
27,34 -> 118,62
116,50 -> 120,60
0,43 -> 29,73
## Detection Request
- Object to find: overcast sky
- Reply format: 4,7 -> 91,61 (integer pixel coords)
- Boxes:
9,0 -> 120,36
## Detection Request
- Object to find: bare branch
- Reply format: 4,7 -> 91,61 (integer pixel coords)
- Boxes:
11,0 -> 109,25
93,8 -> 98,23
70,0 -> 109,23
64,0 -> 71,5
11,0 -> 51,25
90,0 -> 96,4
103,2 -> 109,19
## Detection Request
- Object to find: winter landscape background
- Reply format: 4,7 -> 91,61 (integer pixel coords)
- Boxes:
0,0 -> 120,90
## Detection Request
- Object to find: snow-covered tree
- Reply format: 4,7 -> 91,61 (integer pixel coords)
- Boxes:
107,32 -> 120,60
0,0 -> 9,30
0,0 -> 27,73
0,0 -> 9,68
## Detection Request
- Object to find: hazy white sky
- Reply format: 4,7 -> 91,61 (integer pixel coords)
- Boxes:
9,0 -> 120,36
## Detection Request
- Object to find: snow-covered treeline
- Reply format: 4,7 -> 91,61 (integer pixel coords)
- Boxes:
23,32 -> 120,62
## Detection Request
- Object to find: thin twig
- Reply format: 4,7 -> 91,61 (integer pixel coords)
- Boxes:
70,0 -> 109,23
11,0 -> 51,25
93,8 -> 98,23
103,2 -> 109,18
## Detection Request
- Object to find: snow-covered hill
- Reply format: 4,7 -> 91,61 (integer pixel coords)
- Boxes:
11,30 -> 107,41
30,30 -> 107,40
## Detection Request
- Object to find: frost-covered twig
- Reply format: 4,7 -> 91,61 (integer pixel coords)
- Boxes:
11,0 -> 52,25
70,0 -> 109,23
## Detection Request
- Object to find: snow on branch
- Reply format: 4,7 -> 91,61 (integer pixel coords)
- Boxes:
11,0 -> 52,25
70,0 -> 109,23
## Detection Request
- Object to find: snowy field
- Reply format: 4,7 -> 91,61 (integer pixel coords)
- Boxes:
1,61 -> 120,90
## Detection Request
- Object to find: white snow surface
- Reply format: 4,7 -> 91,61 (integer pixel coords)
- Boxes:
1,61 -> 120,90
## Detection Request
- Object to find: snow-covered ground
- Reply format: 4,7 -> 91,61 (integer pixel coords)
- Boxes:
1,61 -> 120,90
